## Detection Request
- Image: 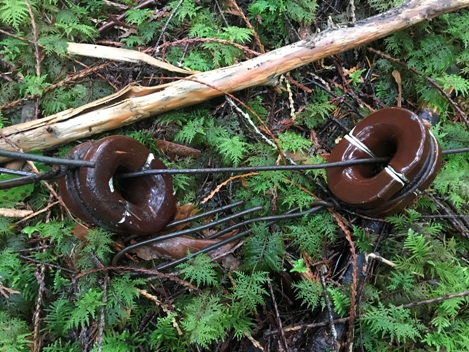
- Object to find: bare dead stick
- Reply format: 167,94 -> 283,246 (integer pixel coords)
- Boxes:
1,0 -> 468,161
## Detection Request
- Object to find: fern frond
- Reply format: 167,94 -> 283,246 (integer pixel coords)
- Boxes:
242,223 -> 284,272
328,287 -> 350,317
436,74 -> 469,96
174,116 -> 207,144
292,278 -> 323,310
277,131 -> 312,153
230,271 -> 269,313
0,311 -> 31,351
367,0 -> 405,12
215,135 -> 249,166
219,27 -> 253,43
362,302 -> 424,344
150,313 -> 180,349
125,8 -> 153,25
0,0 -> 29,29
177,254 -> 219,287
66,290 -> 103,329
287,212 -> 337,258
181,293 -> 227,348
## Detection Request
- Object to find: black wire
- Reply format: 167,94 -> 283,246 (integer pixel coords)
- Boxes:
0,167 -> 34,177
155,202 -> 332,270
111,204 -> 264,266
0,149 -> 95,167
1,147 -> 469,189
119,157 -> 391,178
0,167 -> 66,190
206,200 -> 334,240
164,200 -> 245,229
118,147 -> 469,178
123,200 -> 245,243
441,147 -> 469,155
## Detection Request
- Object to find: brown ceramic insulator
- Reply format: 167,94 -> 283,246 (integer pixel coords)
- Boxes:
58,136 -> 176,235
326,108 -> 442,216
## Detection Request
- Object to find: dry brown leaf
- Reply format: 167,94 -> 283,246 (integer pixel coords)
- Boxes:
154,139 -> 202,159
133,230 -> 240,261
71,223 -> 89,241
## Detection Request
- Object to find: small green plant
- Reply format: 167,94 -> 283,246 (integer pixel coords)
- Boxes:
248,0 -> 318,46
178,254 -> 219,287
0,311 -> 31,352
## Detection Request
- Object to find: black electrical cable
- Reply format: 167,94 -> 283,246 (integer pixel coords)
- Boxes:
155,201 -> 332,270
123,200 -> 245,243
0,149 -> 95,167
120,157 -> 391,177
111,204 -> 264,267
0,167 -> 35,177
0,167 -> 66,190
119,147 -> 469,178
441,147 -> 469,155
1,147 -> 469,189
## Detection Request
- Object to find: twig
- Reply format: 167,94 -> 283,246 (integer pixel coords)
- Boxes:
225,97 -> 298,166
32,265 -> 46,352
309,77 -> 364,121
96,275 -> 109,352
284,75 -> 312,93
267,279 -> 290,352
154,0 -> 183,50
0,62 -> 112,111
320,265 -> 339,352
332,214 -> 358,349
0,27 -> 32,43
281,75 -> 297,121
15,201 -> 60,224
201,172 -> 258,204
400,290 -> 469,309
265,317 -> 352,336
0,277 -> 20,298
226,97 -> 277,149
18,255 -> 75,274
98,0 -> 157,32
214,0 -> 229,26
333,60 -> 376,113
226,0 -> 264,53
426,193 -> 469,239
138,289 -> 183,335
365,253 -> 396,267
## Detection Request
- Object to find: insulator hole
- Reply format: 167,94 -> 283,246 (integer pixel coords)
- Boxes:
113,166 -> 146,204
357,139 -> 397,178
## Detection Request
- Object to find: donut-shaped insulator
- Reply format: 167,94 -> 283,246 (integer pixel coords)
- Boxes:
326,108 -> 442,216
58,136 -> 176,235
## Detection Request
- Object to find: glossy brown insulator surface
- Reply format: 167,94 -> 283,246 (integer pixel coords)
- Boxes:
58,136 -> 176,235
326,108 -> 442,216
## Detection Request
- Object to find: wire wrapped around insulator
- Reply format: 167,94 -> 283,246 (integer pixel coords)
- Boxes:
57,136 -> 176,236
326,107 -> 442,216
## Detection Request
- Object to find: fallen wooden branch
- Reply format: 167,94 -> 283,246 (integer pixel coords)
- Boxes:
67,42 -> 199,75
1,0 -> 468,161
